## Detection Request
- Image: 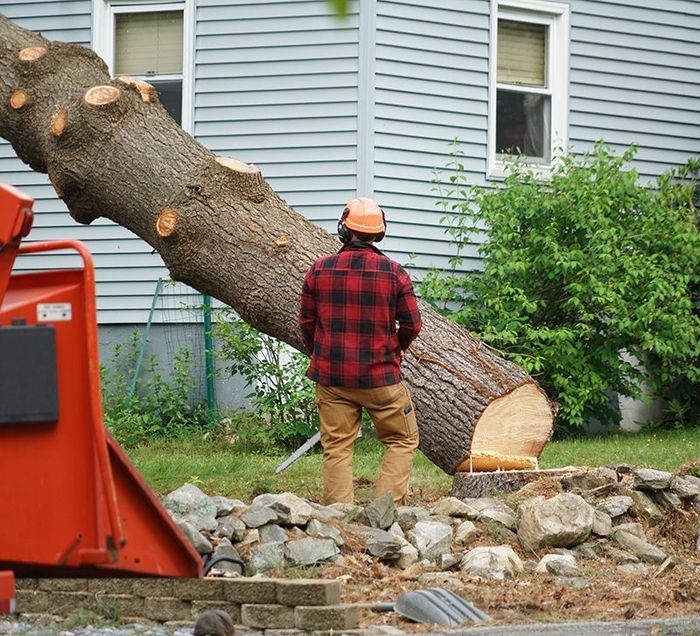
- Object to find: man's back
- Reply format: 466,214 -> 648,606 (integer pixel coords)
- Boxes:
300,242 -> 420,388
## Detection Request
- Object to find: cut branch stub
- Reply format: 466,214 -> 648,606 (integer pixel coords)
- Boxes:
17,46 -> 46,62
116,76 -> 157,103
9,90 -> 27,109
84,85 -> 121,107
51,108 -> 68,136
156,208 -> 179,238
215,156 -> 260,174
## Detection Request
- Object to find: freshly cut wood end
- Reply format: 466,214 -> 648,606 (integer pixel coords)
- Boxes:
469,382 -> 554,464
116,76 -> 157,103
51,108 -> 68,136
156,208 -> 179,237
17,46 -> 46,62
457,452 -> 538,473
84,85 -> 121,107
215,156 -> 259,174
9,91 -> 27,109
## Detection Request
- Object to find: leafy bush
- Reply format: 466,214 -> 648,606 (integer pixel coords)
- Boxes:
215,310 -> 319,450
422,142 -> 700,433
101,331 -> 208,446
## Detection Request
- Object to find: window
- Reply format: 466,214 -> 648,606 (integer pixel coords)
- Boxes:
488,0 -> 569,177
92,0 -> 194,132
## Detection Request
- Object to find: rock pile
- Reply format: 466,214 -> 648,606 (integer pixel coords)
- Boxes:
163,465 -> 700,582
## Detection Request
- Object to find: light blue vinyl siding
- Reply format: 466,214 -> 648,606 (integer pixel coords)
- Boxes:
0,0 -> 175,323
194,0 -> 360,230
374,0 -> 491,274
568,0 -> 700,179
1,0 -> 699,323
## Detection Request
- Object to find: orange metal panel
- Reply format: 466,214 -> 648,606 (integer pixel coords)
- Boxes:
0,238 -> 201,578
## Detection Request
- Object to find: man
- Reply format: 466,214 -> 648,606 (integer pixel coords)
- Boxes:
299,197 -> 422,505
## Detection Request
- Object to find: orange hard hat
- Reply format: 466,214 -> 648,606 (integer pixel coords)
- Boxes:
342,197 -> 386,234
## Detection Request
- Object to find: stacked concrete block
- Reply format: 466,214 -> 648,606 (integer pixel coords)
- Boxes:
14,577 -> 360,634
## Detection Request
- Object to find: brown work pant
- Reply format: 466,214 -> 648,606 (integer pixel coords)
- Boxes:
315,381 -> 419,506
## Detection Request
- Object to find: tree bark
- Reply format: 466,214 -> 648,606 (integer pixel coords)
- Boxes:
0,14 -> 557,475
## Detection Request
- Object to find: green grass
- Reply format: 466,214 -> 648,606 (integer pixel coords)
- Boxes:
127,427 -> 700,503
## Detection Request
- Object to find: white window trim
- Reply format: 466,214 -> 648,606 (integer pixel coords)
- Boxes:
488,0 -> 570,179
91,0 -> 195,134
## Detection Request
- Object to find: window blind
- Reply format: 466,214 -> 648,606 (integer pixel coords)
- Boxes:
115,11 -> 183,76
497,19 -> 547,87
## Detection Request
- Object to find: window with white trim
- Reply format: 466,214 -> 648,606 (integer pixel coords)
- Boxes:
488,0 -> 570,177
92,0 -> 194,132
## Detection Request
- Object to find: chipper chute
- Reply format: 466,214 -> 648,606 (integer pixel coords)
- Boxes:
0,184 -> 202,578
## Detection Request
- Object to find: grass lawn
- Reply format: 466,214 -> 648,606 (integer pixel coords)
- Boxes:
128,427 -> 700,503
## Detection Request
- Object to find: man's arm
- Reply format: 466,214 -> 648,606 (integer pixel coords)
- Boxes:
298,265 -> 317,355
396,270 -> 422,350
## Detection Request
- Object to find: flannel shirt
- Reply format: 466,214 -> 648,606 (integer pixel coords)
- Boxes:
299,242 -> 422,387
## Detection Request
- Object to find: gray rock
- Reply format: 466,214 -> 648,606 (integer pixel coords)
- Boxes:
614,522 -> 646,541
363,492 -> 396,530
459,545 -> 524,580
387,522 -> 405,539
240,503 -> 280,528
396,541 -> 419,569
561,467 -> 617,492
632,467 -> 674,490
611,529 -> 667,564
463,497 -> 513,515
536,554 -> 580,577
164,483 -> 218,532
596,495 -> 634,518
365,530 -> 402,561
210,538 -> 243,574
307,501 -> 347,522
252,492 -> 315,525
671,476 -> 700,499
517,493 -> 594,550
396,506 -> 430,532
430,497 -> 479,519
286,537 -> 339,566
654,489 -> 683,509
211,495 -> 245,517
479,507 -> 517,530
438,553 -> 458,570
248,541 -> 286,574
259,523 -> 289,544
176,519 -> 213,555
558,577 -> 593,589
600,543 -> 640,564
239,528 -> 259,545
215,513 -> 246,542
617,562 -> 649,575
630,490 -> 664,527
306,518 -> 345,546
591,509 -> 612,536
407,520 -> 453,561
454,520 -> 477,546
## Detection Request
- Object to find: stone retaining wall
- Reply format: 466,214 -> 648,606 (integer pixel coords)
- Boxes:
15,578 -> 361,634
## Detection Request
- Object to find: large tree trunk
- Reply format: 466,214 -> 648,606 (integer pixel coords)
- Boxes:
0,15 -> 557,475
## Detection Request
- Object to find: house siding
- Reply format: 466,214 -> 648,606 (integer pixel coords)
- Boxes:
0,0 -> 699,322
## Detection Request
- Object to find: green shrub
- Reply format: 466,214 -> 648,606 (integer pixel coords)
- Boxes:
101,331 -> 208,446
422,142 -> 700,433
215,310 -> 318,450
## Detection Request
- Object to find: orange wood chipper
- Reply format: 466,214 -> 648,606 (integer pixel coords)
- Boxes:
0,183 -> 203,587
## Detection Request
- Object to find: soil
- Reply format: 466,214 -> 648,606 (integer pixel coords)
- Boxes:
311,487 -> 700,631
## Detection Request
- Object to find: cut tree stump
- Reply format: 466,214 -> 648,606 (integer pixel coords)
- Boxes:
0,14 -> 558,474
451,467 -> 585,499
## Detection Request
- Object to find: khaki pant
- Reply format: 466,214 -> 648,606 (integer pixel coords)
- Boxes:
315,382 -> 419,506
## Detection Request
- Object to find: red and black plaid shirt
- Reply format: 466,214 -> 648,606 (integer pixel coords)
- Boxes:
299,242 -> 422,387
